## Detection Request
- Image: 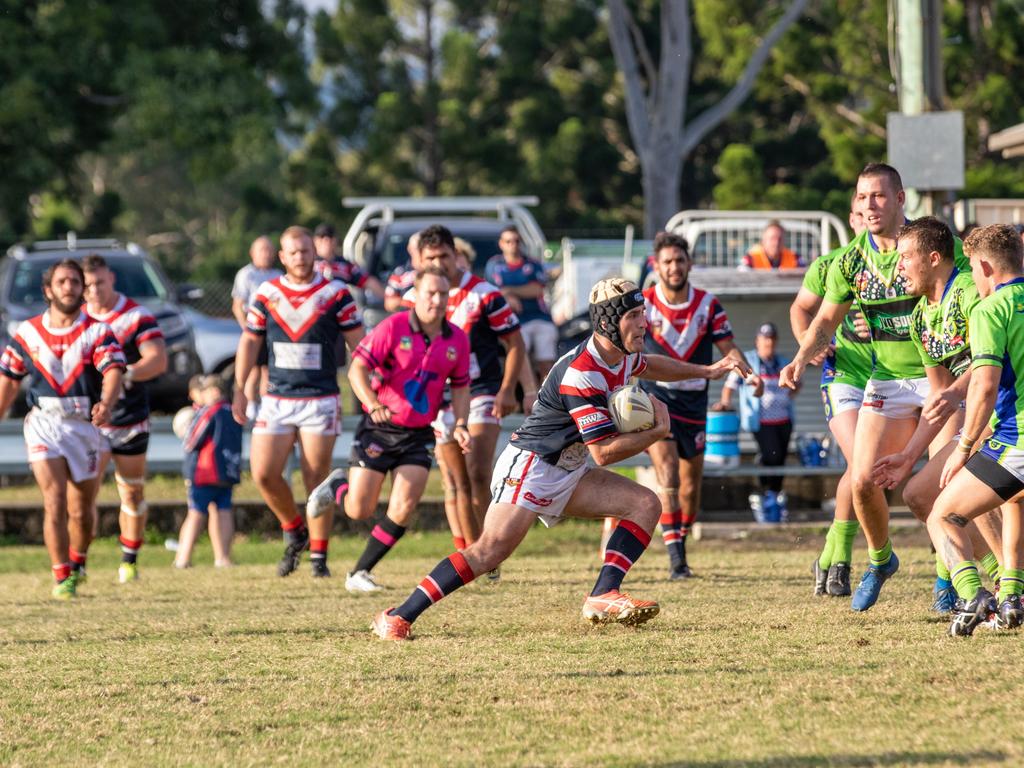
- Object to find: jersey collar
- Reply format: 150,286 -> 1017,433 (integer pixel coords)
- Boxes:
939,267 -> 959,302
586,335 -> 624,373
407,308 -> 452,338
866,219 -> 910,253
994,276 -> 1024,292
655,282 -> 693,309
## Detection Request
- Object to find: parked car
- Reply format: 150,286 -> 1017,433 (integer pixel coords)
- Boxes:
0,237 -> 203,412
181,307 -> 241,383
341,196 -> 548,327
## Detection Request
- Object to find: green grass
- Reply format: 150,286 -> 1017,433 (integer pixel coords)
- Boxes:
0,467 -> 637,505
0,525 -> 1018,767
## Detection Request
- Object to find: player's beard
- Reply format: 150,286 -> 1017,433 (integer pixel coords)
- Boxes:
49,293 -> 84,316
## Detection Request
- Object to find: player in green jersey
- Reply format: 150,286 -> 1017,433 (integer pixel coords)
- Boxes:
929,224 -> 1024,635
781,163 -> 919,611
871,217 -> 1003,613
791,201 -> 870,597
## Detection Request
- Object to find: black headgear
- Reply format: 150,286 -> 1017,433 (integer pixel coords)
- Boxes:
589,279 -> 645,353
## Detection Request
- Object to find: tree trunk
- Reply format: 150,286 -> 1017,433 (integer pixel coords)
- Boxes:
641,147 -> 683,237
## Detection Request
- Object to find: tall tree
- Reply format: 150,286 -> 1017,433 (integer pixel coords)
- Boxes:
607,0 -> 811,236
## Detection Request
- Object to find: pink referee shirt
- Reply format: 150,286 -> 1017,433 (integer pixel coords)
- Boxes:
353,310 -> 471,428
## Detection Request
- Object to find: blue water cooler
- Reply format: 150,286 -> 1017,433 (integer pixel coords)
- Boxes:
705,411 -> 740,468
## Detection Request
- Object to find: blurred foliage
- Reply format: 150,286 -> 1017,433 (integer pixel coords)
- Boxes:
3,0 -> 1024,274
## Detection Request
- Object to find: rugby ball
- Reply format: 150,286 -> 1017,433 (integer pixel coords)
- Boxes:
609,384 -> 655,433
172,406 -> 195,440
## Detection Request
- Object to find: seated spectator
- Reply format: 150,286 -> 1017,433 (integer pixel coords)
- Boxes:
713,322 -> 796,522
485,225 -> 557,380
739,221 -> 803,270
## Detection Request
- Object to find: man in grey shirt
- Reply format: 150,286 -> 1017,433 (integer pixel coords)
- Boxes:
232,235 -> 282,415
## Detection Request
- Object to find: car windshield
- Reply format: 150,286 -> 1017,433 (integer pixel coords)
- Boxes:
9,256 -> 169,306
381,232 -> 501,277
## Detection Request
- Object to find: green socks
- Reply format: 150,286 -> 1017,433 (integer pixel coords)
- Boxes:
868,539 -> 893,568
832,520 -> 859,565
951,561 -> 982,603
935,552 -> 951,582
997,568 -> 1024,603
979,552 -> 1001,582
818,527 -> 836,569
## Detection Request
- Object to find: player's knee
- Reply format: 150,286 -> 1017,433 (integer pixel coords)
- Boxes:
901,479 -> 930,522
251,465 -> 278,488
629,487 -> 661,531
850,473 -> 878,503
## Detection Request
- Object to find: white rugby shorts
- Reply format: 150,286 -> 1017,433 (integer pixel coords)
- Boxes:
25,409 -> 102,483
99,420 -> 150,454
520,319 -> 558,363
490,444 -> 589,527
821,382 -> 864,422
252,394 -> 341,436
432,396 -> 501,445
860,377 -> 929,421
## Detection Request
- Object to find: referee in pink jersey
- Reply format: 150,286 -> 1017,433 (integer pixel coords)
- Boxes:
306,266 -> 472,592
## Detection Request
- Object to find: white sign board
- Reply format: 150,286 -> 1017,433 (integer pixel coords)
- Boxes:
887,111 -> 965,190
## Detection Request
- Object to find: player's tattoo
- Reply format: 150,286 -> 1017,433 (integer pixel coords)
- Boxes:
944,513 -> 970,528
798,324 -> 831,365
941,536 -> 962,569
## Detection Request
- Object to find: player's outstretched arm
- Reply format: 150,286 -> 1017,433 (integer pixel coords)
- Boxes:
587,395 -> 671,467
640,353 -> 748,383
779,298 -> 850,390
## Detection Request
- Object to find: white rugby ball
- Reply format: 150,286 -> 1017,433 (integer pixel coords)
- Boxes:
608,385 -> 655,433
172,406 -> 195,440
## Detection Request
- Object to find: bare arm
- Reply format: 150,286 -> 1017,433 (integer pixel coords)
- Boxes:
231,298 -> 248,328
384,294 -> 405,312
502,282 -> 545,300
231,331 -> 262,424
0,376 -> 19,419
495,330 -> 528,418
363,276 -> 386,301
92,366 -> 124,426
715,339 -> 763,397
940,365 -> 1001,488
640,353 -> 747,383
778,298 -> 850,389
128,339 -> 168,383
343,325 -> 366,351
790,287 -> 822,344
450,384 -> 472,453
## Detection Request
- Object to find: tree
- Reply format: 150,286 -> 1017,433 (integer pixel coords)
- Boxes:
606,0 -> 811,236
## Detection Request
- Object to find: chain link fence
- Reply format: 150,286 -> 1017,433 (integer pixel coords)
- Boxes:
185,282 -> 234,317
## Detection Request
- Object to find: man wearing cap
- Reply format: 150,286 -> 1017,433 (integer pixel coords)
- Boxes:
313,223 -> 386,302
370,277 -> 748,640
715,322 -> 797,521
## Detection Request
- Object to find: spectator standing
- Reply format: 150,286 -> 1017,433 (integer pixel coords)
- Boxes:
231,236 -> 281,416
715,322 -> 796,521
485,225 -> 558,381
739,221 -> 804,270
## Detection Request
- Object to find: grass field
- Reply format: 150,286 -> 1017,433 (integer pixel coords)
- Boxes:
0,524 -> 1019,767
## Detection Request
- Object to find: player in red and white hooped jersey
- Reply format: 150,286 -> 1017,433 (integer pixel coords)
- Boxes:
371,278 -> 747,640
401,224 -> 532,556
83,254 -> 168,584
232,226 -> 365,579
639,233 -> 760,579
0,259 -> 125,599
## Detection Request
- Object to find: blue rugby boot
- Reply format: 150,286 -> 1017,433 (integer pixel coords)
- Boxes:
931,578 -> 959,615
851,552 -> 900,612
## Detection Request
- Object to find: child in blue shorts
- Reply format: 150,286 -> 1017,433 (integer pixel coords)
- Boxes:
175,376 -> 242,568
